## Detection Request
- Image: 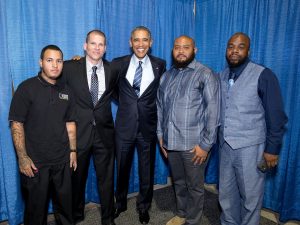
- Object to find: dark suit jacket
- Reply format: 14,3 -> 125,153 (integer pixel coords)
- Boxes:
111,54 -> 166,142
62,57 -> 118,150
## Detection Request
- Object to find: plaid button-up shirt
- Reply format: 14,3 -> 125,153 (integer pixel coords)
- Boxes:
157,60 -> 220,151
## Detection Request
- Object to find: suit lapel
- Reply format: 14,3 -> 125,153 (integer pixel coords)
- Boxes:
79,57 -> 94,107
139,56 -> 160,98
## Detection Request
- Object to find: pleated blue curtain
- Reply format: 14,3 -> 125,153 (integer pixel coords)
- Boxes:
195,0 -> 300,222
0,1 -> 23,224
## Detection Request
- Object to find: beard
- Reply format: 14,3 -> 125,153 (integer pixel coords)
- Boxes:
226,55 -> 248,68
173,52 -> 195,69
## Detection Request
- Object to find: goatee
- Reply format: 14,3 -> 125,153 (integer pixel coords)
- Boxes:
173,52 -> 195,69
226,56 -> 248,68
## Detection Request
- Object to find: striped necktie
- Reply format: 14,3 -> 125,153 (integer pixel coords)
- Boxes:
133,61 -> 143,96
90,66 -> 98,106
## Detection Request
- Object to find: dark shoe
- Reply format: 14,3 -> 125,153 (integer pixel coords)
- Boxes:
73,215 -> 84,224
138,210 -> 150,224
103,222 -> 116,225
114,208 -> 126,219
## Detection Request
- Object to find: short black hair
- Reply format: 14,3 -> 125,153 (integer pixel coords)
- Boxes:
131,26 -> 152,39
86,29 -> 106,44
230,32 -> 251,49
40,45 -> 63,59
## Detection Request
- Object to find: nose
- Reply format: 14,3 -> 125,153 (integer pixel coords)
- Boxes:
232,46 -> 239,53
52,61 -> 58,67
178,46 -> 184,53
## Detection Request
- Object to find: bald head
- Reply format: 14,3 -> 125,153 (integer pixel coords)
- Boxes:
174,35 -> 195,48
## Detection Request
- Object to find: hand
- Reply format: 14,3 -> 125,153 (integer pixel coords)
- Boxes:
264,152 -> 278,168
190,145 -> 208,165
18,156 -> 37,177
70,152 -> 77,171
159,138 -> 168,158
72,55 -> 81,61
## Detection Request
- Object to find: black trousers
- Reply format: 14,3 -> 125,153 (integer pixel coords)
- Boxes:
72,127 -> 115,224
115,131 -> 156,212
21,162 -> 73,225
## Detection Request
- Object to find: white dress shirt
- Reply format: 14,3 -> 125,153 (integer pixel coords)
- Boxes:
86,59 -> 106,100
126,54 -> 154,96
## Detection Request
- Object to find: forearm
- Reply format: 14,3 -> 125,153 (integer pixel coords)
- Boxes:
11,121 -> 28,159
66,121 -> 76,150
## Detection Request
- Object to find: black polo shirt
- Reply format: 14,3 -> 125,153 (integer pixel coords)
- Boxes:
9,73 -> 77,166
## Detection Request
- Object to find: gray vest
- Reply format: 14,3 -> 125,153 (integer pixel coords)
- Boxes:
219,61 -> 266,149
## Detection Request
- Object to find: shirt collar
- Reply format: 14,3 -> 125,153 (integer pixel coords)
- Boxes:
229,57 -> 250,77
86,59 -> 103,72
171,59 -> 197,71
132,54 -> 149,66
37,72 -> 60,88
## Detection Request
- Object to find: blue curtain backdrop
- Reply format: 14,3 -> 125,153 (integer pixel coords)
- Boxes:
195,0 -> 300,222
0,0 -> 299,224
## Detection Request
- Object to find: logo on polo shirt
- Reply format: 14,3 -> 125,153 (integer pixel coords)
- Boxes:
59,93 -> 69,101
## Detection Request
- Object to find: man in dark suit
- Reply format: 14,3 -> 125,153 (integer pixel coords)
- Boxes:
62,30 -> 118,225
111,26 -> 166,224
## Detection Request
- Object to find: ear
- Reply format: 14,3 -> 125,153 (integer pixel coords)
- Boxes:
149,39 -> 153,48
83,43 -> 87,51
129,39 -> 133,48
39,59 -> 43,68
194,47 -> 198,54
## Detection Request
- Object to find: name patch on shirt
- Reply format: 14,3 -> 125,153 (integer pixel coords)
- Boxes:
59,93 -> 69,101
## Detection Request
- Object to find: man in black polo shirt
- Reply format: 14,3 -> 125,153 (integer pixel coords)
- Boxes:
9,45 -> 77,225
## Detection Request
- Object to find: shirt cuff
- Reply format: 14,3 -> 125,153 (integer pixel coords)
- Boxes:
264,142 -> 281,155
199,142 -> 211,152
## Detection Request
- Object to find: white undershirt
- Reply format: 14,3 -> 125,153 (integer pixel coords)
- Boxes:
126,54 -> 154,96
86,59 -> 106,100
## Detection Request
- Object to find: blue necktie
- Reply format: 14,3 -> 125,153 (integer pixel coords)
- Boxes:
133,61 -> 143,96
90,66 -> 98,106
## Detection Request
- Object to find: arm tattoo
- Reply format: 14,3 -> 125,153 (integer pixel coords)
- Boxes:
11,121 -> 32,169
11,121 -> 27,158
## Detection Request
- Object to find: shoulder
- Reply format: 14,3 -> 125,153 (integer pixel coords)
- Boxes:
259,67 -> 279,83
64,57 -> 85,69
194,61 -> 214,75
149,55 -> 166,66
112,55 -> 131,63
16,76 -> 38,91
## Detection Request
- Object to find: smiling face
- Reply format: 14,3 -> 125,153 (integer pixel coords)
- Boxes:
130,29 -> 153,60
84,32 -> 106,65
39,49 -> 63,84
226,34 -> 250,67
